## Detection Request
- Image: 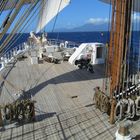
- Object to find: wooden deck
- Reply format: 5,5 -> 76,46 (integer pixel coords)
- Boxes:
0,57 -> 140,140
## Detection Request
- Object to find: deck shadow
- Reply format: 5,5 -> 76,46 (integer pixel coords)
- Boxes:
35,112 -> 56,122
0,106 -> 115,140
18,64 -> 105,100
0,112 -> 56,132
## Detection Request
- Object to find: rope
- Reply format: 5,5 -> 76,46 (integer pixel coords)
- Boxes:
0,0 -> 25,43
102,0 -> 112,93
0,0 -> 43,57
0,0 -> 9,16
52,0 -> 63,32
0,0 -> 39,54
0,0 -> 18,30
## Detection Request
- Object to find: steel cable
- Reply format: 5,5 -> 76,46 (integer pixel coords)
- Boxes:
0,0 -> 39,54
0,0 -> 44,56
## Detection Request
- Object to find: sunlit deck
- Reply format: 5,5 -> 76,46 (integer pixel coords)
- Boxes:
0,57 -> 140,140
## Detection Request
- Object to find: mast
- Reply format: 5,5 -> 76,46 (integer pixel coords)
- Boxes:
108,0 -> 132,124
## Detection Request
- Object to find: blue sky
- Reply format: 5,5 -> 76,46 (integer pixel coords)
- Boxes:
0,0 -> 111,32
47,0 -> 111,31
1,0 -> 140,32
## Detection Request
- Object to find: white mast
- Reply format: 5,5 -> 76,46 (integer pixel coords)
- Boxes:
36,0 -> 70,33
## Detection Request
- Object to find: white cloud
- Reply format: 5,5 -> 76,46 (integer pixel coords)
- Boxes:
133,13 -> 140,21
86,14 -> 140,25
87,18 -> 109,25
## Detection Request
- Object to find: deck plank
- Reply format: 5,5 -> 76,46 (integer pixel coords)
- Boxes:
0,58 -> 140,139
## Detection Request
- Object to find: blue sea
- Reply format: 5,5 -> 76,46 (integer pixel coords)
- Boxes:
0,31 -> 110,47
0,31 -> 110,54
1,31 -> 139,50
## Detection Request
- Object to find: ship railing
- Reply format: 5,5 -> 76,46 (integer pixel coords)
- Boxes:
47,39 -> 79,48
0,39 -> 80,71
0,42 -> 31,71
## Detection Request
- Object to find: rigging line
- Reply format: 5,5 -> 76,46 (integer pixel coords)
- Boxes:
51,0 -> 63,33
122,0 -> 132,96
107,0 -> 111,41
136,0 -> 140,84
0,0 -> 17,30
0,0 -> 43,50
132,0 -> 138,84
1,0 -> 46,56
4,0 -> 48,49
124,0 -> 132,92
120,0 -> 130,95
0,0 -> 5,12
131,1 -> 135,84
0,0 -> 3,6
129,3 -> 135,84
0,0 -> 14,20
126,0 -> 134,89
120,0 -> 127,92
0,0 -> 40,52
103,0 -> 112,93
137,7 -> 140,82
0,0 -> 8,16
107,0 -> 116,96
0,8 -> 32,52
0,0 -> 42,56
0,0 -> 39,53
0,0 -> 26,42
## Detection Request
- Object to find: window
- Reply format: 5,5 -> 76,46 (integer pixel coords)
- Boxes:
96,47 -> 103,58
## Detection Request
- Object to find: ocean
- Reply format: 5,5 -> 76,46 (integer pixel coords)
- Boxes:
0,31 -> 110,47
1,31 -> 139,51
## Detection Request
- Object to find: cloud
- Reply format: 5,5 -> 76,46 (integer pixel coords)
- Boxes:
86,18 -> 109,25
86,13 -> 140,26
133,13 -> 140,21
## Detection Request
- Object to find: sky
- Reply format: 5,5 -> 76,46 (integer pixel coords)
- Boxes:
1,0 -> 140,33
0,0 -> 111,32
47,0 -> 111,31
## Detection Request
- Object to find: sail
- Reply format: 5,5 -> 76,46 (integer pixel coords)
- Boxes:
36,0 -> 70,33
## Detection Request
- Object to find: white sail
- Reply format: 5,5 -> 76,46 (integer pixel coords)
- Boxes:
36,0 -> 70,33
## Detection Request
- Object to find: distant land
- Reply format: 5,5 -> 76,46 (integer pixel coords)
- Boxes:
54,23 -> 110,32
53,22 -> 140,32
